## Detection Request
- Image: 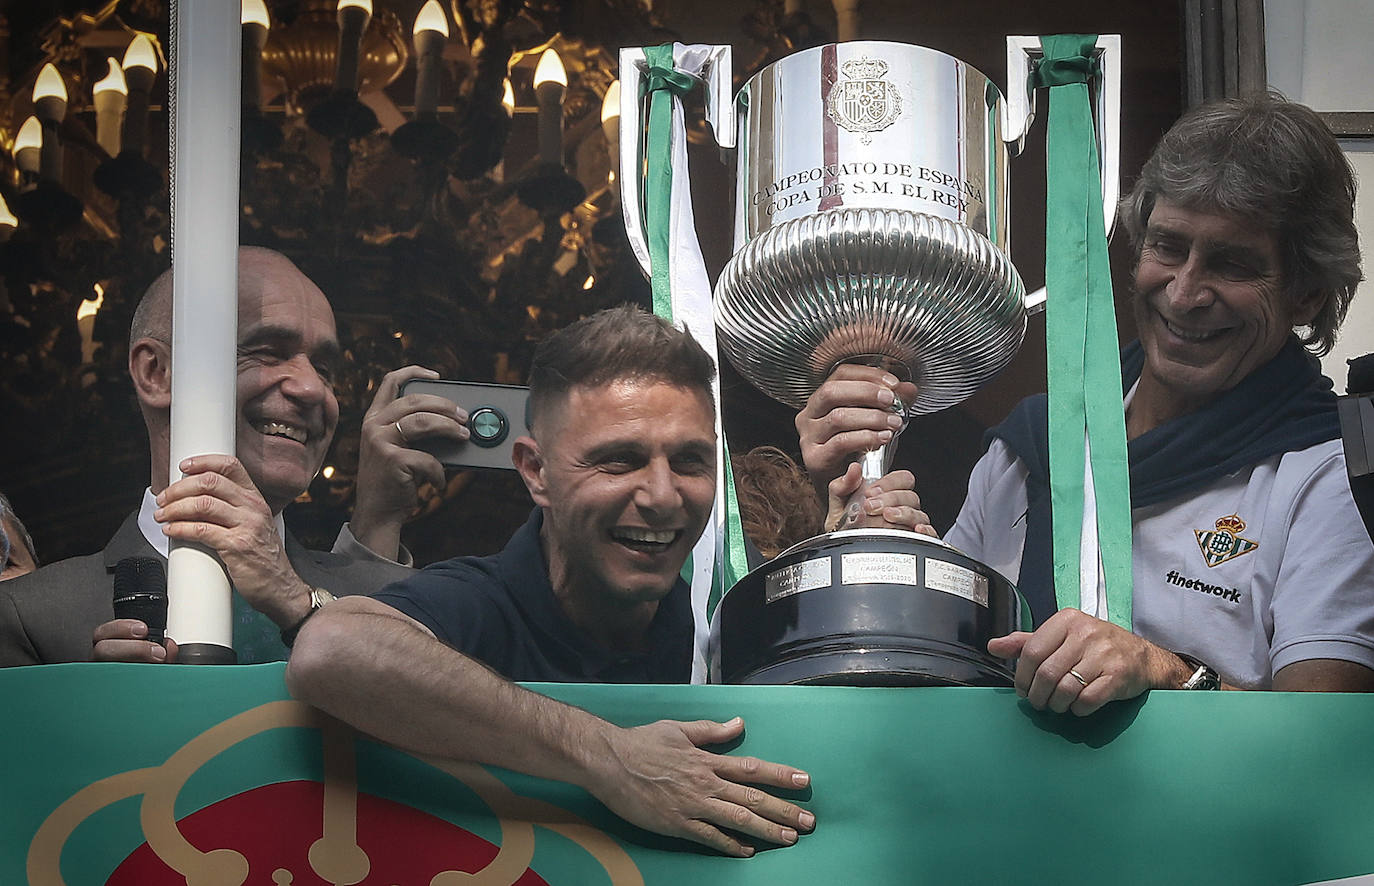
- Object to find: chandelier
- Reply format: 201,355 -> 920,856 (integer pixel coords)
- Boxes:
0,0 -> 841,562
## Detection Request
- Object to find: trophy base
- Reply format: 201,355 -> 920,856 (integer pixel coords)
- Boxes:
715,529 -> 1023,687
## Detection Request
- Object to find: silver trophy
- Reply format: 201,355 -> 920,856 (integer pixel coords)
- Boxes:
621,38 -> 1119,686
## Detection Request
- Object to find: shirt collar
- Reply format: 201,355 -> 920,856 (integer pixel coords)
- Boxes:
497,508 -> 692,680
137,487 -> 286,559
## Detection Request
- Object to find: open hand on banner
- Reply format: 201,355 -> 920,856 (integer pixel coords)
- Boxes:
351,366 -> 469,560
583,716 -> 815,857
987,608 -> 1190,716
287,595 -> 815,860
796,364 -> 918,496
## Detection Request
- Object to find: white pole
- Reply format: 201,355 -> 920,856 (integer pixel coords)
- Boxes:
165,0 -> 241,663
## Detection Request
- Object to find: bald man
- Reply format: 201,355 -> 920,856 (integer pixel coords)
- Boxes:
0,247 -> 467,665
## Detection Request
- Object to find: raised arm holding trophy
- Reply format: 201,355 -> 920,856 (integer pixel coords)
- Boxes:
620,36 -> 1122,687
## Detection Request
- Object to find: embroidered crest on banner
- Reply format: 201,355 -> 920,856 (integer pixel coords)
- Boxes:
1194,514 -> 1258,568
826,57 -> 902,144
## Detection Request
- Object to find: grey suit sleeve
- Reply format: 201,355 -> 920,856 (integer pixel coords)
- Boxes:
331,522 -> 415,568
0,589 -> 41,667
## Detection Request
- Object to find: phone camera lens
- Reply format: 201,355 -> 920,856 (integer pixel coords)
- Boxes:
469,407 -> 509,447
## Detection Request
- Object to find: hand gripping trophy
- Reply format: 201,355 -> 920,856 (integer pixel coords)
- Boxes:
620,38 -> 1119,686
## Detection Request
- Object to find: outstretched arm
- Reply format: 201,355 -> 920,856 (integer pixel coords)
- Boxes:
286,596 -> 815,857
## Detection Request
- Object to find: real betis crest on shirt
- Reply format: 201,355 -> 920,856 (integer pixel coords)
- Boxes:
1194,513 -> 1259,568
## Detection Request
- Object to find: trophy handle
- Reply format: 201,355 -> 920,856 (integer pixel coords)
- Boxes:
619,45 -> 736,280
1003,34 -> 1121,314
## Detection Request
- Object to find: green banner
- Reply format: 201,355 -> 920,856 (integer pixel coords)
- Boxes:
6,664 -> 1374,885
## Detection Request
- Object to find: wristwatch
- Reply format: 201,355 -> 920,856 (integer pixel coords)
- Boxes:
280,586 -> 336,648
1175,652 -> 1221,691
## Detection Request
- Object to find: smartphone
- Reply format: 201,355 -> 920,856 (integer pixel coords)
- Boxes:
399,379 -> 530,471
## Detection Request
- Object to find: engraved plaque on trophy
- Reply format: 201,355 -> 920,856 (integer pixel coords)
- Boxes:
621,38 -> 1119,686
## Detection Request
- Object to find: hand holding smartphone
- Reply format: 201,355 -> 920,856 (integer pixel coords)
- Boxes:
398,379 -> 530,471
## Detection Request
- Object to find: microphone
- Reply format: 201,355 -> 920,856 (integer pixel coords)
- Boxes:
112,557 -> 169,646
1339,353 -> 1374,545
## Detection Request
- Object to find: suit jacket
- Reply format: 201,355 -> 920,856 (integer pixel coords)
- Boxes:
0,511 -> 412,666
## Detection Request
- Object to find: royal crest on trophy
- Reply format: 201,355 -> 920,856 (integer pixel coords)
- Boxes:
826,57 -> 903,141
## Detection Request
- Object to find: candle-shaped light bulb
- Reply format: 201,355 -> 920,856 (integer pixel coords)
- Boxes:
241,0 -> 270,28
534,49 -> 567,167
241,0 -> 270,111
123,34 -> 158,75
533,48 -> 568,89
490,77 -> 515,182
34,64 -> 69,110
14,116 -> 43,177
77,284 -> 105,364
33,66 -> 68,188
94,57 -> 129,96
14,117 -> 42,155
601,80 -> 621,197
0,192 -> 17,242
32,64 -> 68,182
413,0 -> 448,36
600,80 -> 620,139
411,0 -> 449,116
93,58 -> 128,156
77,284 -> 104,321
121,35 -> 158,157
501,78 -> 515,116
335,0 -> 373,93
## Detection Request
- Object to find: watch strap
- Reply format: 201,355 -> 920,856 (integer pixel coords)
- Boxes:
280,587 -> 336,649
1175,652 -> 1221,691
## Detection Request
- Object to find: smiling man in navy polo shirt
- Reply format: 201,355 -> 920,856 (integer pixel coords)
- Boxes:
287,306 -> 816,858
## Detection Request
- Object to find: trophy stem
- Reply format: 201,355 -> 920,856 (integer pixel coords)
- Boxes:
860,439 -> 897,485
838,359 -> 907,528
836,435 -> 899,528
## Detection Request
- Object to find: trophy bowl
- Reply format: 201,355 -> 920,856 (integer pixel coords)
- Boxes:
715,207 -> 1026,414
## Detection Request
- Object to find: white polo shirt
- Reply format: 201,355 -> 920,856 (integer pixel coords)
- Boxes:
945,437 -> 1374,689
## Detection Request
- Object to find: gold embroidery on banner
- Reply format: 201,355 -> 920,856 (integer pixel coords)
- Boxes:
28,700 -> 641,886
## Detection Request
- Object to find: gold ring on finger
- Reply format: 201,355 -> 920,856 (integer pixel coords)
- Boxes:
1068,668 -> 1089,687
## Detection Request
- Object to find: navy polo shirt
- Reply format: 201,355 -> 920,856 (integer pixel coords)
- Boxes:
372,509 -> 694,683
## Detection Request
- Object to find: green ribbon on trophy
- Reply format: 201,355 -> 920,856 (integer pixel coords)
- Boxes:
638,43 -> 751,676
1035,34 -> 1133,628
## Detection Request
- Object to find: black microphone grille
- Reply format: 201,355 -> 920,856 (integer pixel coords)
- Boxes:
112,556 -> 168,639
113,557 -> 166,603
133,556 -> 166,594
